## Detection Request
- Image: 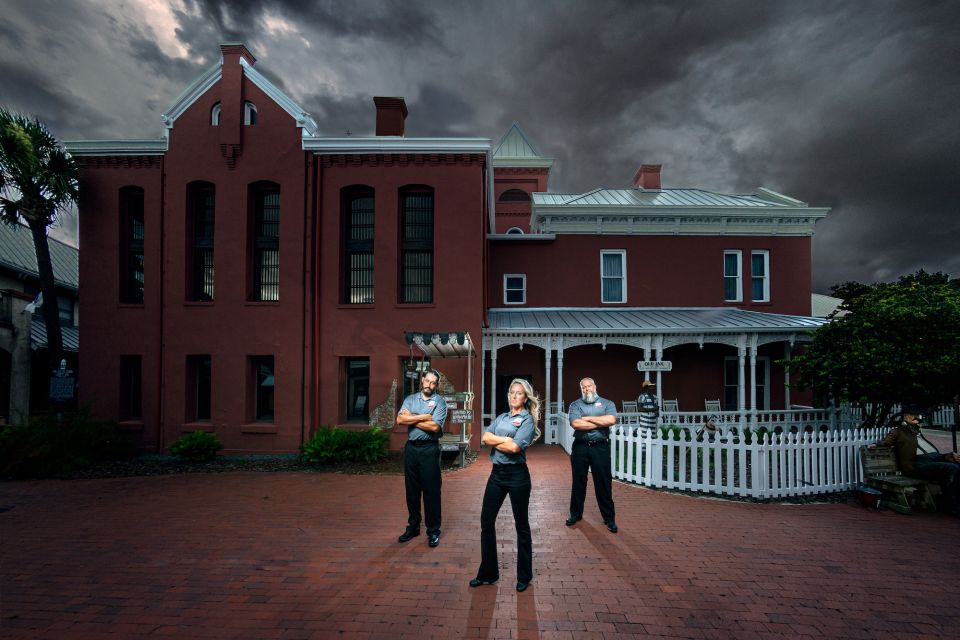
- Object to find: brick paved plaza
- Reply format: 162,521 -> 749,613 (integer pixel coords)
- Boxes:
2,445 -> 958,639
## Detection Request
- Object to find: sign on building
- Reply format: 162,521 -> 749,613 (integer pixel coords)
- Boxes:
637,360 -> 673,372
449,409 -> 473,424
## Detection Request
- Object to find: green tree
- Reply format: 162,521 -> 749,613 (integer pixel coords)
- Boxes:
0,109 -> 79,380
789,271 -> 960,427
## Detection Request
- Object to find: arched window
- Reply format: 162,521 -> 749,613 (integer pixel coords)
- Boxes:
244,102 -> 258,125
399,185 -> 434,304
210,102 -> 221,126
186,181 -> 215,301
249,181 -> 280,301
119,186 -> 145,304
499,188 -> 530,202
506,227 -> 525,235
341,186 -> 375,304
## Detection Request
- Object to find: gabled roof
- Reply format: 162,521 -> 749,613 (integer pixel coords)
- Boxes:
162,56 -> 318,136
493,123 -> 553,168
0,222 -> 78,290
486,307 -> 826,334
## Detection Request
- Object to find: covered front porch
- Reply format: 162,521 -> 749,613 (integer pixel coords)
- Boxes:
482,307 -> 828,442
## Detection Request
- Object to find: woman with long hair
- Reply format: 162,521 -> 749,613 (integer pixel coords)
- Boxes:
470,378 -> 541,592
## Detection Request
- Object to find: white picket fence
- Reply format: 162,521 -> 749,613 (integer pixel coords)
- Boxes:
552,413 -> 885,499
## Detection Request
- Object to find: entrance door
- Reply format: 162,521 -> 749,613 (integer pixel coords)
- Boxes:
495,374 -> 532,416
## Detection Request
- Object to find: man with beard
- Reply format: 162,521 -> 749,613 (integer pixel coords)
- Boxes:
396,369 -> 448,546
565,377 -> 619,532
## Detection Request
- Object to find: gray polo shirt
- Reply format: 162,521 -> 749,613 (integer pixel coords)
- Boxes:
568,396 -> 617,443
484,410 -> 535,465
399,392 -> 448,441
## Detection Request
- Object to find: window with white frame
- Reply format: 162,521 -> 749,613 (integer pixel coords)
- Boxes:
600,250 -> 626,303
751,250 -> 770,302
723,250 -> 742,302
723,355 -> 770,410
244,102 -> 257,125
503,274 -> 526,304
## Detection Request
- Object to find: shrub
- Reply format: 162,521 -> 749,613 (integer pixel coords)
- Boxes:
0,409 -> 138,479
300,426 -> 389,465
169,431 -> 222,462
659,425 -> 683,441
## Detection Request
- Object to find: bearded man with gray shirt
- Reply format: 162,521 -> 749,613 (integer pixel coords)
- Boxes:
396,369 -> 448,547
565,377 -> 618,533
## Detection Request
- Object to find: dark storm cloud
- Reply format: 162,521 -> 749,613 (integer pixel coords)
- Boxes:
3,0 -> 957,289
0,63 -> 111,137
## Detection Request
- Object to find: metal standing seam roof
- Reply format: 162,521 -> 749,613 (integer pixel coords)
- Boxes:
0,222 -> 79,290
486,308 -> 826,333
532,188 -> 792,209
493,122 -> 545,159
30,318 -> 79,352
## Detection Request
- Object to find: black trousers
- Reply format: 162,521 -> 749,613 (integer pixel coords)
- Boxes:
913,452 -> 960,510
477,463 -> 532,583
404,441 -> 442,534
569,440 -> 615,522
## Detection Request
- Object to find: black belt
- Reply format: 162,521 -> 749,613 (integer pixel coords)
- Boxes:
407,439 -> 439,447
576,439 -> 610,447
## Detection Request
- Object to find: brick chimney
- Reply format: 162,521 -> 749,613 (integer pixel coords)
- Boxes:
632,164 -> 662,190
220,42 -> 256,66
373,97 -> 408,136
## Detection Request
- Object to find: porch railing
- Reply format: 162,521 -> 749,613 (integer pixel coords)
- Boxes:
551,412 -> 886,498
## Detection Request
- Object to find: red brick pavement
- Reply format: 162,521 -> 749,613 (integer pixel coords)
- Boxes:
2,445 -> 959,639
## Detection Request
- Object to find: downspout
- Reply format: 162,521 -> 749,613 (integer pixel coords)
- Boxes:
312,153 -> 322,437
157,154 -> 166,452
299,147 -> 309,447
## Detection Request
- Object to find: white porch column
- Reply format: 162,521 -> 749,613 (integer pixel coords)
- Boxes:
654,341 -> 663,405
544,336 -> 553,431
480,346 -> 487,423
556,337 -> 565,413
642,346 -> 650,384
489,348 -> 498,422
737,338 -> 746,430
749,338 -> 758,428
783,342 -> 792,409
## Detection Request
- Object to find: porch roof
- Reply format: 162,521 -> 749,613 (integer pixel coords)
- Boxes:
486,307 -> 826,334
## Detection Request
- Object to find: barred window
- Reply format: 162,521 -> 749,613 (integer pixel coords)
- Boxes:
250,355 -> 275,422
400,188 -> 433,304
186,182 -> 215,301
499,188 -> 531,202
342,187 -> 375,304
119,355 -> 142,420
344,357 -> 369,422
186,355 -> 212,422
251,184 -> 280,301
119,187 -> 145,304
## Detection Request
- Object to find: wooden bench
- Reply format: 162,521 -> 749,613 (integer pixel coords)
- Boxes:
859,446 -> 937,515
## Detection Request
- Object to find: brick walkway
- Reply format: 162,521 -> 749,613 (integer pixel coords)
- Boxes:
2,445 -> 958,639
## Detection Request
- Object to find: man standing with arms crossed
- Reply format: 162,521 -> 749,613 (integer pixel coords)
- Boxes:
566,377 -> 618,532
396,369 -> 448,547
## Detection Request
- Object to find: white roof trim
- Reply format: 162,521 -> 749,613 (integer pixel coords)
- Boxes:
303,137 -> 491,153
487,233 -> 556,241
64,139 -> 168,156
239,57 -> 318,135
492,157 -> 554,168
161,61 -> 222,129
753,187 -> 807,206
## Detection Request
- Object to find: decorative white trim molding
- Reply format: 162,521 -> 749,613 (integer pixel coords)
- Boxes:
303,137 -> 491,153
532,208 -> 829,237
64,140 -> 168,156
161,62 -> 222,129
240,58 -> 318,135
492,157 -> 554,168
487,233 -> 556,241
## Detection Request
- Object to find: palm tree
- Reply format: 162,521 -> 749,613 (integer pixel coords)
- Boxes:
0,109 -> 79,383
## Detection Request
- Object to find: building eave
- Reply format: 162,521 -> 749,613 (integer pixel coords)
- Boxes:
63,139 -> 168,156
303,137 -> 491,154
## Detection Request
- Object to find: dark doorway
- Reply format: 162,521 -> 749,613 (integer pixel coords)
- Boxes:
0,349 -> 10,423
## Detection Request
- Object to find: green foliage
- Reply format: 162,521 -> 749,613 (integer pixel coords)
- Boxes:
0,409 -> 137,478
659,424 -> 684,440
300,426 -> 390,465
787,271 -> 960,426
169,431 -> 222,463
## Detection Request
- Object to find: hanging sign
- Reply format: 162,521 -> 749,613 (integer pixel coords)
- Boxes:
637,360 -> 672,372
449,409 -> 473,424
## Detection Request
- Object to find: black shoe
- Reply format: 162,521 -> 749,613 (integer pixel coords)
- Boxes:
398,528 -> 420,543
565,516 -> 581,526
604,520 -> 618,533
428,532 -> 440,547
469,578 -> 497,587
516,581 -> 529,592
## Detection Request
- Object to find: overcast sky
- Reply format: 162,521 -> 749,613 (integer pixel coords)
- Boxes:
3,0 -> 958,292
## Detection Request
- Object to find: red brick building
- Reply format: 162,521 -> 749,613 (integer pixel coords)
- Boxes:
67,44 -> 829,453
